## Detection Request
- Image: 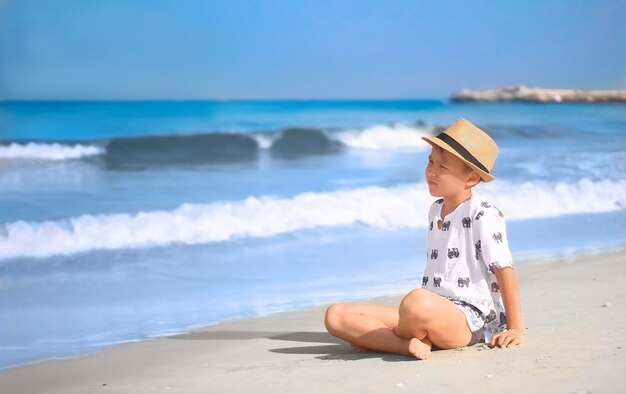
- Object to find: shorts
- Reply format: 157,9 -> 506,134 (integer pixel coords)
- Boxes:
450,299 -> 486,346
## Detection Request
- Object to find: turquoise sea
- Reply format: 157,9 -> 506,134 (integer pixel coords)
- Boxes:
0,100 -> 625,369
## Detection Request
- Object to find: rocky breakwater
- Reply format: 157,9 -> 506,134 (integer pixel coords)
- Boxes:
450,85 -> 626,103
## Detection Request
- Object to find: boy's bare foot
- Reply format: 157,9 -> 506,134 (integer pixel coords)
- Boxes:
408,338 -> 432,360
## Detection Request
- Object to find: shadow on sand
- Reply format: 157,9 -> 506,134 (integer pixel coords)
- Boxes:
169,330 -> 417,362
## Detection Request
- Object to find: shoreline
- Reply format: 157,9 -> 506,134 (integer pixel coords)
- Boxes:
1,248 -> 625,393
3,242 -> 622,372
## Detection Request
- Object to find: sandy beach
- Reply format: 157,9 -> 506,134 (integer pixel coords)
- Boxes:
1,248 -> 624,394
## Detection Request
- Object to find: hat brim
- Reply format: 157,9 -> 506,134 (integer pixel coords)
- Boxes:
422,136 -> 495,182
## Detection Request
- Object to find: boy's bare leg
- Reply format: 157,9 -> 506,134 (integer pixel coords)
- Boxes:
395,288 -> 472,354
325,289 -> 472,360
325,303 -> 418,357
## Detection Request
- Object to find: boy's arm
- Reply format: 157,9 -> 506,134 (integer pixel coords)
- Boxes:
491,267 -> 524,348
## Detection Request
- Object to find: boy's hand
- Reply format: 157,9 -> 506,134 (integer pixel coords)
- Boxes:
490,328 -> 524,348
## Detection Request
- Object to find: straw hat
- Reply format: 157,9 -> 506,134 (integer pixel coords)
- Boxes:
422,118 -> 498,182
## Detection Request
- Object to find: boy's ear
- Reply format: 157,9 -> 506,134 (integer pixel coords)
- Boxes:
467,171 -> 481,187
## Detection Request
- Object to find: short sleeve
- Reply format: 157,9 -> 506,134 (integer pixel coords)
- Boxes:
473,203 -> 513,273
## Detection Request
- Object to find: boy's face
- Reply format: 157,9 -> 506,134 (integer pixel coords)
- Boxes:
425,146 -> 478,199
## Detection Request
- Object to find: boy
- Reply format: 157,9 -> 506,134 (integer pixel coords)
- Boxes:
324,118 -> 524,360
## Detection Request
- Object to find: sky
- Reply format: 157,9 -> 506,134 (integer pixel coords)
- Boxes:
1,0 -> 625,100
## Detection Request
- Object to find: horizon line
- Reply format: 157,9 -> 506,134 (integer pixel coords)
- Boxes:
0,97 -> 449,103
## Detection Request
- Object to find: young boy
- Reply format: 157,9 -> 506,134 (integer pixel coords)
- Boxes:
324,118 -> 523,360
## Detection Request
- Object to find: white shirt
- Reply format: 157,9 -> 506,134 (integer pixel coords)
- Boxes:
421,195 -> 514,341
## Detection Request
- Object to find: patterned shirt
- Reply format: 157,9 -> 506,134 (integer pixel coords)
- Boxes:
421,195 -> 514,341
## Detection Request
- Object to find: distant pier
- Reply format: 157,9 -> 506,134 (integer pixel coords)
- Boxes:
450,85 -> 626,103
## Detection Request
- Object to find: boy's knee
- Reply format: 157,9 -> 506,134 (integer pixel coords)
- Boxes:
399,289 -> 434,322
324,303 -> 345,335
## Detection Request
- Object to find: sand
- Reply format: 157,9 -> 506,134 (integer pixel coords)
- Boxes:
1,249 -> 625,394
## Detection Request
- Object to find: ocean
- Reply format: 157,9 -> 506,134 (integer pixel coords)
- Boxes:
0,100 -> 625,369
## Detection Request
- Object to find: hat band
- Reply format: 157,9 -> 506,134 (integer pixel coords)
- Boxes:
436,133 -> 490,174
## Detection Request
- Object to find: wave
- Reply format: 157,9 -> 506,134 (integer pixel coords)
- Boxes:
334,123 -> 432,149
102,128 -> 346,167
104,133 -> 260,166
0,178 -> 624,260
0,124 -> 431,165
0,142 -> 104,160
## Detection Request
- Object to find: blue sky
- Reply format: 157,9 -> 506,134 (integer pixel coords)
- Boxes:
1,0 -> 625,100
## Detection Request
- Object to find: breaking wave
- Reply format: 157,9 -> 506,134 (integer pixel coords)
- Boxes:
0,124 -> 431,166
335,123 -> 432,149
0,178 -> 624,260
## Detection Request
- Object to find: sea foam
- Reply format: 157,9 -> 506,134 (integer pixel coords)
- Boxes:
0,178 -> 624,260
0,142 -> 104,161
333,124 -> 432,150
